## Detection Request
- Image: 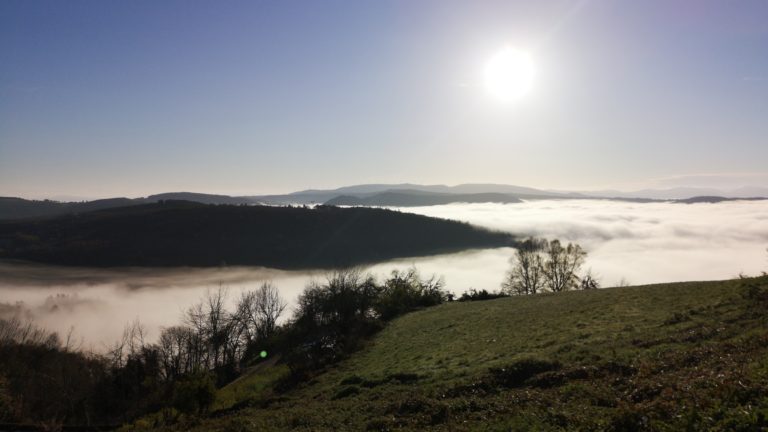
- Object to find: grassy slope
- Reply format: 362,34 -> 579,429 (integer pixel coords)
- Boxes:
146,277 -> 768,431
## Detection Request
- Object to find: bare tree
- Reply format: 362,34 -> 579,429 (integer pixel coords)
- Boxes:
501,237 -> 546,295
106,319 -> 148,369
184,287 -> 230,369
124,319 -> 148,356
256,282 -> 286,339
542,239 -> 587,292
205,287 -> 229,368
183,300 -> 208,369
158,325 -> 196,380
580,269 -> 600,290
0,317 -> 59,348
236,282 -> 287,344
179,284 -> 283,372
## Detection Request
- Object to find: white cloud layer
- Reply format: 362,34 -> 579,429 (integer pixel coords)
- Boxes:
396,199 -> 768,285
1,199 -> 766,347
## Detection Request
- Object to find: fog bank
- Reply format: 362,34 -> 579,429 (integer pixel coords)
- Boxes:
394,199 -> 768,285
1,199 -> 766,347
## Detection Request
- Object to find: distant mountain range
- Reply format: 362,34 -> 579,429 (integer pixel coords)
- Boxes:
250,183 -> 768,204
584,186 -> 768,200
326,190 -> 524,207
249,183 -> 580,205
2,183 -> 767,220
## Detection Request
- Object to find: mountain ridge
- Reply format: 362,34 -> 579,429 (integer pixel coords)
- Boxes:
3,183 -> 767,220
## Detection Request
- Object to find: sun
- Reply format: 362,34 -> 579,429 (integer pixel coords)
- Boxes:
484,47 -> 535,102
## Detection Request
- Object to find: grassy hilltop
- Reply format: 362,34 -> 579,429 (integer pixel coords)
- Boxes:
136,276 -> 768,431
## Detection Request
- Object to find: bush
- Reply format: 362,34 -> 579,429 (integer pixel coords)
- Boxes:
282,268 -> 447,385
458,288 -> 508,302
172,371 -> 216,414
375,268 -> 447,320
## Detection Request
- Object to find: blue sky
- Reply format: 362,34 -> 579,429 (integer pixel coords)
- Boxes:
1,0 -> 767,198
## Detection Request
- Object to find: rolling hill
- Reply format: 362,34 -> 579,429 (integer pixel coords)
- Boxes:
0,201 -> 513,268
144,276 -> 768,431
4,184 -> 766,221
0,193 -> 261,220
252,183 -> 576,205
324,190 -> 524,207
0,196 -> 144,220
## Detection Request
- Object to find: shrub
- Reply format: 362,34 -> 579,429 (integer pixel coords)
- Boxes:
458,288 -> 508,301
375,268 -> 447,320
172,371 -> 216,414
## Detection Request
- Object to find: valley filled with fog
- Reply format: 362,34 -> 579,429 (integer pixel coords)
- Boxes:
1,199 -> 766,348
398,199 -> 768,285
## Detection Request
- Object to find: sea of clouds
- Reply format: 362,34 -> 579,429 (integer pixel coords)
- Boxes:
1,199 -> 766,347
397,199 -> 768,285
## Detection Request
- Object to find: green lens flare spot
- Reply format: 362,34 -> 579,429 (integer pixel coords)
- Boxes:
260,350 -> 268,359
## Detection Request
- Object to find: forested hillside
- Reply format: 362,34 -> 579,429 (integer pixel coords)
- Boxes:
0,201 -> 513,268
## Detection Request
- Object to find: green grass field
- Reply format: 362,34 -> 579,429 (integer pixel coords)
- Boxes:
132,276 -> 768,431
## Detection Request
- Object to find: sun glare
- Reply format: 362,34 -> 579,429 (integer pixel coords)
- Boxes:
484,46 -> 535,102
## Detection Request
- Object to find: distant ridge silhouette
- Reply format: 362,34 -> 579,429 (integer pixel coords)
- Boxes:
2,183 -> 766,220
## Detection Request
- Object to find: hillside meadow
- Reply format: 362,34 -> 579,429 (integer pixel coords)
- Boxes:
129,275 -> 768,431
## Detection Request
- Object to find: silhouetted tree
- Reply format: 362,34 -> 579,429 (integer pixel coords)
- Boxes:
157,326 -> 196,381
375,268 -> 446,320
236,282 -> 287,344
580,269 -> 600,290
0,317 -> 60,348
502,238 -> 589,294
184,288 -> 232,370
501,237 -> 546,295
542,239 -> 587,292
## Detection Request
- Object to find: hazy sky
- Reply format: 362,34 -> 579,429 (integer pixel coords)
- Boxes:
1,0 -> 767,199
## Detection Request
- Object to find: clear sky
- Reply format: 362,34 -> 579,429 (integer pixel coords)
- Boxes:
1,0 -> 767,199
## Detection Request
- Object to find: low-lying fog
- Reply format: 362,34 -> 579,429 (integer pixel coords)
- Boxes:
1,199 -> 766,348
399,199 -> 768,284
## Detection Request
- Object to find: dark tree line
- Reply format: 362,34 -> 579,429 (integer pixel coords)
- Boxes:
0,201 -> 513,268
0,317 -> 110,425
0,282 -> 288,426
